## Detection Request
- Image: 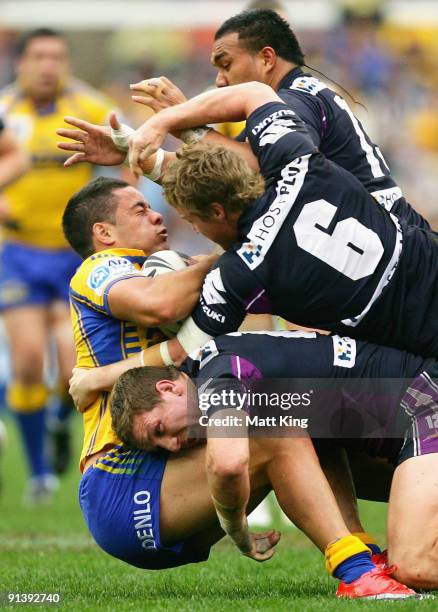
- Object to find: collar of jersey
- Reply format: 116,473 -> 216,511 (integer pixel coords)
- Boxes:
88,247 -> 146,261
277,66 -> 307,91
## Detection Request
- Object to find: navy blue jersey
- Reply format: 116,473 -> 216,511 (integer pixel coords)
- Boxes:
189,102 -> 438,358
237,68 -> 429,229
184,331 -> 430,382
182,331 -> 435,460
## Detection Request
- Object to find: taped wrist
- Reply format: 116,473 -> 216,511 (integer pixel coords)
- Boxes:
143,148 -> 165,181
110,122 -> 135,151
216,511 -> 252,553
159,341 -> 176,366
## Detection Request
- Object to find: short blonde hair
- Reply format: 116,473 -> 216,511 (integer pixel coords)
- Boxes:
162,143 -> 265,219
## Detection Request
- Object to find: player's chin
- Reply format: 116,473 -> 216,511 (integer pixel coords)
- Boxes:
179,435 -> 201,450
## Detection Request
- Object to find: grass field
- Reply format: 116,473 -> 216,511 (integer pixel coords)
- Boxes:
1,412 -> 436,611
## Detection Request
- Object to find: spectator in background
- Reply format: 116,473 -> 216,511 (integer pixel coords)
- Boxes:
0,28 -> 120,503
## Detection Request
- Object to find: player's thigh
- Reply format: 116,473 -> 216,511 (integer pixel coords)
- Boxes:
3,305 -> 49,379
49,299 -> 76,382
388,454 -> 438,586
160,441 -> 270,544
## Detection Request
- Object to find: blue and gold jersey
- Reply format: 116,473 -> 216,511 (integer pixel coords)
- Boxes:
70,248 -> 166,471
0,79 -> 113,248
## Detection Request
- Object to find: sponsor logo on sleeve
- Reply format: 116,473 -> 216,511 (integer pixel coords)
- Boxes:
290,76 -> 327,96
332,335 -> 357,368
202,268 -> 226,305
251,108 -> 296,137
87,257 -> 137,295
199,269 -> 227,324
258,119 -> 299,147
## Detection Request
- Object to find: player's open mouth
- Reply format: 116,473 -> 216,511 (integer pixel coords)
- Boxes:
159,228 -> 168,238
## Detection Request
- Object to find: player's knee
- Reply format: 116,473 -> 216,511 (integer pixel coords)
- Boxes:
7,381 -> 49,413
12,348 -> 44,383
392,542 -> 438,589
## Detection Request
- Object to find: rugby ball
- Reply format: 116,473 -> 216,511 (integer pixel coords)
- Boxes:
142,250 -> 192,337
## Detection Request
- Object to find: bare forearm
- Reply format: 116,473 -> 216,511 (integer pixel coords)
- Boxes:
149,255 -> 215,323
204,130 -> 259,171
90,352 -> 144,392
155,82 -> 281,134
83,343 -> 168,393
207,435 -> 250,520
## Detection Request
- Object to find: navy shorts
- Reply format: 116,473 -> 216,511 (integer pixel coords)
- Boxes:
79,446 -> 210,569
0,241 -> 81,309
397,367 -> 438,466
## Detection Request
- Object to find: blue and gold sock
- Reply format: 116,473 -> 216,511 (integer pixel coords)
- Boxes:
8,382 -> 50,478
352,531 -> 381,556
326,535 -> 375,584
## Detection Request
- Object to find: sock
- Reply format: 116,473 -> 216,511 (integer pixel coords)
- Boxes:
352,531 -> 381,556
15,409 -> 49,478
325,535 -> 374,583
334,551 -> 375,584
7,382 -> 50,479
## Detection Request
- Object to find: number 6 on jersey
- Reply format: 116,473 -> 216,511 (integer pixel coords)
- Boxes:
294,199 -> 384,281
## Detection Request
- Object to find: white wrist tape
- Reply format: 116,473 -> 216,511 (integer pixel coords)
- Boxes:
180,125 -> 212,145
139,350 -> 145,367
110,122 -> 135,151
143,147 -> 165,181
176,317 -> 212,355
216,511 -> 251,553
159,341 -> 175,366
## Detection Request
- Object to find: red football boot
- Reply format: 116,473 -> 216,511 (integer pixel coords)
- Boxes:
371,549 -> 388,570
336,566 -> 417,600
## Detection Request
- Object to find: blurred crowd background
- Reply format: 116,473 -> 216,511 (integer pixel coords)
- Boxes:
2,0 -> 438,236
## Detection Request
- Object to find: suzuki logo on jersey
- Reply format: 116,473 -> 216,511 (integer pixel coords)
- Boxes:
251,108 -> 295,135
202,268 -> 226,305
332,335 -> 357,368
258,119 -> 297,147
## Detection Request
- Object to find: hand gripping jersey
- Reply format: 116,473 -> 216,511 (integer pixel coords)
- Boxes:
70,248 -> 167,471
182,331 -> 438,464
237,68 -> 429,230
188,102 -> 438,358
0,79 -> 113,248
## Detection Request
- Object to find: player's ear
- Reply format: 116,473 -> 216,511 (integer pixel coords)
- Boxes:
156,379 -> 179,394
211,203 -> 226,220
259,47 -> 276,72
92,221 -> 116,246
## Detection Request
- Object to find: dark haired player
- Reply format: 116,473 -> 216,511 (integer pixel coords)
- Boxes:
127,82 -> 437,362
131,8 -> 430,230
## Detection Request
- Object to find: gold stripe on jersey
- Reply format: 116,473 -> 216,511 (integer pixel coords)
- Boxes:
70,248 -> 167,471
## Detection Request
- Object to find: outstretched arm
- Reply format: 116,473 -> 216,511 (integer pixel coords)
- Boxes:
129,82 -> 281,173
56,111 -> 176,177
131,76 -> 259,171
